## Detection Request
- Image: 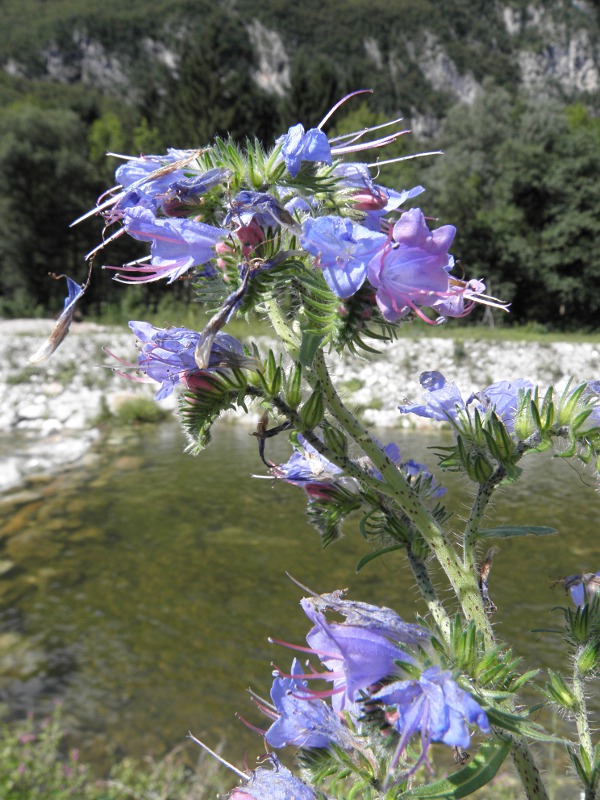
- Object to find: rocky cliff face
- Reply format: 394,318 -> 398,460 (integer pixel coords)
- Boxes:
3,1 -> 598,121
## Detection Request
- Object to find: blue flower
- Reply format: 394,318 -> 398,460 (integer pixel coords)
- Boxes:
108,207 -> 224,283
563,572 -> 600,606
271,435 -> 348,502
373,666 -> 490,773
276,123 -> 332,177
399,371 -> 467,423
265,659 -> 349,749
229,760 -> 319,800
367,208 -> 458,322
113,150 -> 191,213
468,379 -> 533,432
299,595 -> 428,711
161,167 -> 230,216
226,190 -> 295,230
301,215 -> 387,298
128,322 -> 246,400
580,381 -> 600,430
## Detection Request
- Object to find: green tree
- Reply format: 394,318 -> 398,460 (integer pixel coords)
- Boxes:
161,12 -> 278,147
0,104 -> 100,316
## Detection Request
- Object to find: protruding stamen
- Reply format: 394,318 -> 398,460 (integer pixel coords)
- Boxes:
187,733 -> 247,779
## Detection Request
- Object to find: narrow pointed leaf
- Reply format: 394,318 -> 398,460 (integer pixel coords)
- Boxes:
356,545 -> 404,572
476,525 -> 558,541
399,738 -> 512,798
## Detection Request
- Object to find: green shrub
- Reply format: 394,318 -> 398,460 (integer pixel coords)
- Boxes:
112,397 -> 170,425
0,707 -> 229,800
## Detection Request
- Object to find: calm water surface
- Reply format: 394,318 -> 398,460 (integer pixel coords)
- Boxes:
1,421 -> 599,770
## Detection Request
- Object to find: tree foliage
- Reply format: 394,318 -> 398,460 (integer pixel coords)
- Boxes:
1,0 -> 600,328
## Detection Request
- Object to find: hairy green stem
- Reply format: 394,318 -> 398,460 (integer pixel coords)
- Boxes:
572,647 -> 597,800
310,350 -> 495,640
509,737 -> 550,800
463,471 -> 504,573
263,297 -> 300,357
406,543 -> 452,643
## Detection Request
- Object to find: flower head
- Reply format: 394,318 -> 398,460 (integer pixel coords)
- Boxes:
229,760 -> 318,800
128,321 -> 248,400
399,371 -> 467,423
367,208 -> 459,322
373,665 -> 490,774
107,207 -> 223,283
270,435 -> 349,501
265,659 -> 350,749
299,594 -> 428,711
468,379 -> 533,432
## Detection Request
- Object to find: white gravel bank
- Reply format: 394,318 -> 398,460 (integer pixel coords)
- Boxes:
1,319 -> 599,493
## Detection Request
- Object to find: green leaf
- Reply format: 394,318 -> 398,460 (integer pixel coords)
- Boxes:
355,545 -> 404,572
476,525 -> 558,540
399,738 -> 511,798
485,707 -> 567,743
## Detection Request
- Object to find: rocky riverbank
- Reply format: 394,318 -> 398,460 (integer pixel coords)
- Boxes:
1,319 -> 600,495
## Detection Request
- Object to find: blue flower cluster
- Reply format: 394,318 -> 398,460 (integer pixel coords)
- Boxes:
250,592 -> 489,783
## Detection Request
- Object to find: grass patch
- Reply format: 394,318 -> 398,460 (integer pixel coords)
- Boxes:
0,705 -> 229,799
394,321 -> 600,344
111,397 -> 170,425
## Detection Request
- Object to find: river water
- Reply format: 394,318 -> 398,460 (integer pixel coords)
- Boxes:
1,420 -> 599,776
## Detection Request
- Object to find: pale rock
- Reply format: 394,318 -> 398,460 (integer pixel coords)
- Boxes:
247,20 -> 290,97
0,459 -> 21,492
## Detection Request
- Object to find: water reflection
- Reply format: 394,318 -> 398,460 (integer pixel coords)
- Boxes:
1,420 -> 599,769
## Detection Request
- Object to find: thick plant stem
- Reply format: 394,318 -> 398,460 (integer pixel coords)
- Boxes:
264,298 -> 300,358
572,647 -> 597,800
406,543 -> 452,644
463,466 -> 507,573
310,350 -> 495,641
463,482 -> 494,574
510,737 -> 550,800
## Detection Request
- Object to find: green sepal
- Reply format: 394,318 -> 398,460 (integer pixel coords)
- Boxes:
557,381 -> 587,426
475,525 -> 558,541
255,349 -> 283,397
529,397 -> 543,433
510,668 -> 540,691
284,363 -> 302,410
322,423 -> 349,458
569,748 -> 591,787
541,669 -> 577,709
577,642 -> 600,675
300,386 -> 325,428
399,738 -> 512,798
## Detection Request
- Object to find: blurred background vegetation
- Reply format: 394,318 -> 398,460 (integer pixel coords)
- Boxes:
1,0 -> 600,330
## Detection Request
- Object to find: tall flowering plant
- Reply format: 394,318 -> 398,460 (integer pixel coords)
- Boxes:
35,91 -> 600,799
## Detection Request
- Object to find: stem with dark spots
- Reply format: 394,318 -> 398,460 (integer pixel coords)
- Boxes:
406,542 -> 452,644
